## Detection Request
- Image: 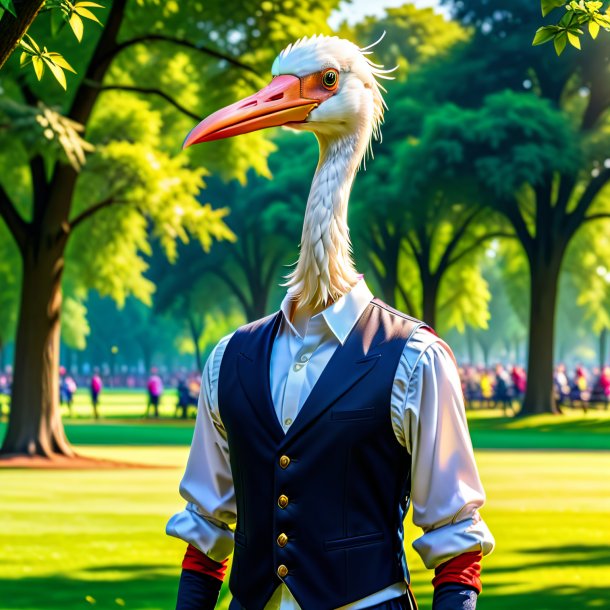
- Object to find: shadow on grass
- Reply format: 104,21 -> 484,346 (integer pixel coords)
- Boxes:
0,572 -> 180,610
477,585 -> 610,610
0,571 -> 607,610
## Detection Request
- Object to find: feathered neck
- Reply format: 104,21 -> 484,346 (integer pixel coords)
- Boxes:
284,128 -> 370,311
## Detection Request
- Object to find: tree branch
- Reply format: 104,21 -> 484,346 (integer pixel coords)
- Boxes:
582,212 -> 610,224
0,0 -> 44,70
207,267 -> 251,315
447,231 -> 515,268
396,282 -> 417,318
95,34 -> 260,77
435,207 -> 481,276
69,197 -> 119,230
87,82 -> 202,120
0,182 -> 28,252
565,167 -> 610,237
499,198 -> 533,260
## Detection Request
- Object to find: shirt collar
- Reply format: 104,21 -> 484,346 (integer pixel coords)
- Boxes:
279,278 -> 374,344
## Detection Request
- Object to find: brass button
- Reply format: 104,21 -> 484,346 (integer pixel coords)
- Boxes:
278,494 -> 289,509
277,564 -> 288,578
279,455 -> 290,469
277,532 -> 289,547
284,418 -> 293,426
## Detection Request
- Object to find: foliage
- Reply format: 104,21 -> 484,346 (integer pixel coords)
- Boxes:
5,1 -> 106,88
534,1 -> 610,55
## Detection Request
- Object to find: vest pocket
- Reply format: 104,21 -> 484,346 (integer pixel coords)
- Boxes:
324,531 -> 383,551
330,407 -> 375,421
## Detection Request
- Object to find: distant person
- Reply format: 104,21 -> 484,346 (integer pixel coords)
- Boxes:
463,367 -> 480,409
146,371 -> 164,418
591,366 -> 610,410
599,366 -> 610,411
90,371 -> 103,419
493,364 -> 513,415
176,378 -> 190,419
479,368 -> 493,408
510,366 -> 526,407
59,366 -> 76,416
0,373 -> 9,416
570,366 -> 590,412
553,364 -> 570,408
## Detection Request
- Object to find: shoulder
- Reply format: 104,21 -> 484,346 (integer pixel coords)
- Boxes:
370,298 -> 437,350
230,312 -> 279,341
203,333 -> 235,387
370,298 -> 426,327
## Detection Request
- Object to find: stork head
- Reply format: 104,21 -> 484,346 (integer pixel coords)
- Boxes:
183,35 -> 391,149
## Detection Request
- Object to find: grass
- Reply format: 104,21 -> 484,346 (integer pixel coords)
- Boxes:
1,391 -> 610,609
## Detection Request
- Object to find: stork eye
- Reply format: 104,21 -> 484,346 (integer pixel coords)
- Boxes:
322,69 -> 338,90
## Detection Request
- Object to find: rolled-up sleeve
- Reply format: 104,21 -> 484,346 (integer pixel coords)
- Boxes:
391,331 -> 495,569
166,335 -> 237,563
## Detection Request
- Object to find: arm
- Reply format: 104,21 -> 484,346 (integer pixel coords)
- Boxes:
392,331 -> 495,609
166,335 -> 235,610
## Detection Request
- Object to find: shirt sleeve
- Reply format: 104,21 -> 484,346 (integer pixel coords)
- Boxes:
391,329 -> 495,569
166,334 -> 236,563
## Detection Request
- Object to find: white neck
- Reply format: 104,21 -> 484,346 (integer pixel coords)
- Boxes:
284,129 -> 370,311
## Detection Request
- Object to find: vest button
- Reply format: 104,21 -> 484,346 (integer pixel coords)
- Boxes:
277,564 -> 289,578
278,494 -> 289,509
279,455 -> 291,469
277,533 -> 289,547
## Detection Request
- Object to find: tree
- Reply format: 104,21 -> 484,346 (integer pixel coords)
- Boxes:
156,131 -> 315,323
0,0 -> 45,69
564,220 -> 610,366
0,225 -> 19,369
433,0 -> 610,414
533,0 -> 610,55
343,8 -> 508,329
0,0 -> 340,458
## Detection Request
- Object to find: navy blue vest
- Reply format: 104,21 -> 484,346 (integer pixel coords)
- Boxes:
218,299 -> 425,610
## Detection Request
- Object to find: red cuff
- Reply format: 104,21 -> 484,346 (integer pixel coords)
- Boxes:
182,544 -> 228,581
432,550 -> 483,593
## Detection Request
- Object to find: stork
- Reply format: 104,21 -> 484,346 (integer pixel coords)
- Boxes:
184,34 -> 393,312
171,35 -> 493,610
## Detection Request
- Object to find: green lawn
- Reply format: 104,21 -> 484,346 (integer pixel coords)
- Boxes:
1,393 -> 609,610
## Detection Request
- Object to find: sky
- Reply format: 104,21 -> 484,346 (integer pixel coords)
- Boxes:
329,0 -> 447,28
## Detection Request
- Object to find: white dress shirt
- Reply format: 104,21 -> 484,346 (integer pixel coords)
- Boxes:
167,279 -> 495,609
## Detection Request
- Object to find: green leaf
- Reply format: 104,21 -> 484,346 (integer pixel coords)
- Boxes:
559,11 -> 575,26
74,1 -> 105,7
73,6 -> 102,24
554,31 -> 568,54
585,1 -> 603,12
22,34 -> 40,53
533,26 -> 558,45
32,55 -> 45,80
50,6 -> 66,36
69,12 -> 84,41
42,56 -> 67,89
45,52 -> 76,72
589,19 -> 600,37
567,30 -> 582,47
541,0 -> 566,17
0,0 -> 17,17
19,52 -> 31,67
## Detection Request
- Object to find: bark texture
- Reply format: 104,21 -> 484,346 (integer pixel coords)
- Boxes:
0,0 -> 44,70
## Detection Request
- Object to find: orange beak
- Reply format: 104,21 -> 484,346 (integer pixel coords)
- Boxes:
183,75 -> 318,148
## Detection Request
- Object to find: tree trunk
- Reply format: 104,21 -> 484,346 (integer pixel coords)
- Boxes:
520,255 -> 562,415
421,273 -> 438,329
1,243 -> 72,457
0,0 -> 44,70
187,314 -> 203,371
